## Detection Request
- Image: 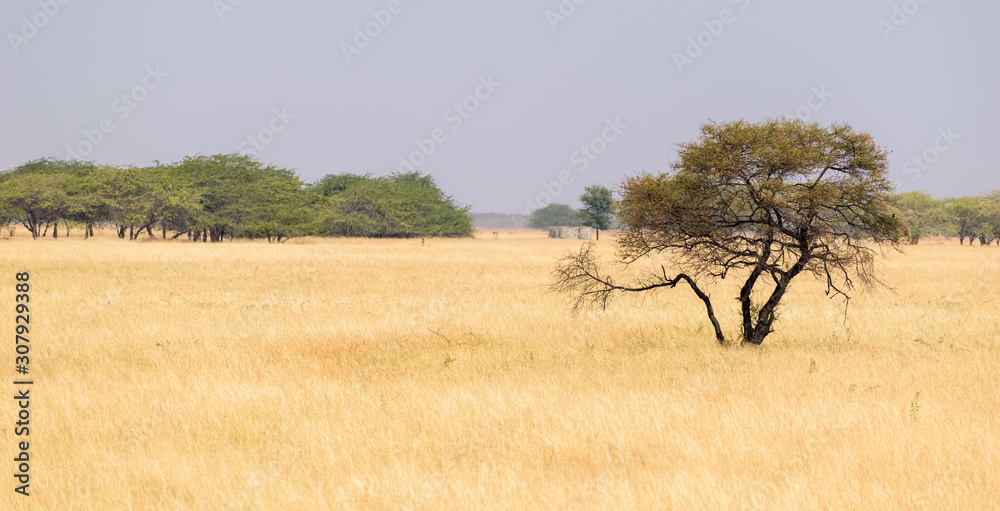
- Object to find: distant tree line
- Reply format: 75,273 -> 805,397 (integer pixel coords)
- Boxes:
525,187 -> 1000,246
529,185 -> 615,238
897,191 -> 1000,245
0,155 -> 474,241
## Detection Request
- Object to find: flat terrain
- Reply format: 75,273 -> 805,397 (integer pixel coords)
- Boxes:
1,230 -> 997,510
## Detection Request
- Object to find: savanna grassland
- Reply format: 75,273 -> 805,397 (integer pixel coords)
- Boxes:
1,229 -> 997,510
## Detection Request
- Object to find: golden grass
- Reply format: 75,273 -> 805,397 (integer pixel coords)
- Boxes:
1,228 -> 997,510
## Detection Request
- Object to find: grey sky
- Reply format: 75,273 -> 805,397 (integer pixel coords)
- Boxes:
2,0 -> 997,214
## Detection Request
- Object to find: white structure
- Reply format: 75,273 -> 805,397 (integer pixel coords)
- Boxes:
547,226 -> 592,240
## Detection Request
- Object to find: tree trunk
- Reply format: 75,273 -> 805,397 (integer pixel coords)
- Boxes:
738,238 -> 773,343
21,212 -> 39,239
745,246 -> 810,345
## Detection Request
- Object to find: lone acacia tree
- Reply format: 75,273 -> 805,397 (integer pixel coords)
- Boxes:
552,119 -> 908,346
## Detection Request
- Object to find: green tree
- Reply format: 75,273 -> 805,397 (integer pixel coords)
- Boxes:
945,196 -> 981,245
968,193 -> 1000,245
172,154 -> 305,242
553,119 -> 908,346
986,190 -> 1000,245
0,159 -> 73,238
313,172 -> 473,238
528,203 -> 583,229
242,168 -> 316,242
101,165 -> 167,240
63,163 -> 116,238
896,191 -> 948,244
0,157 -> 472,242
579,185 -> 614,240
142,163 -> 203,239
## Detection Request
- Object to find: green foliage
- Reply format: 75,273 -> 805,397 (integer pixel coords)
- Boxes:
0,159 -> 75,237
169,154 -> 312,241
896,191 -> 948,243
579,185 -> 614,231
528,203 -> 583,228
554,119 -> 910,347
958,193 -> 1000,245
0,156 -> 472,241
314,172 -> 473,238
897,191 -> 1000,245
944,196 -> 980,245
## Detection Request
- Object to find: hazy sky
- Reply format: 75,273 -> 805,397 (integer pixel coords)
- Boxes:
2,1 -> 998,213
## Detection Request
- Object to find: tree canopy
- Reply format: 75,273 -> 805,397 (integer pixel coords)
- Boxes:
313,172 -> 473,238
896,191 -> 1000,245
553,119 -> 909,346
579,185 -> 615,232
0,156 -> 473,241
528,203 -> 584,229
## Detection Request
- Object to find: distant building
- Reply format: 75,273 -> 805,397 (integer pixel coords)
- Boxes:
548,226 -> 592,240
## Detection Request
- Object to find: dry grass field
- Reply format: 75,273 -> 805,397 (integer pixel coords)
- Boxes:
1,228 -> 997,510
